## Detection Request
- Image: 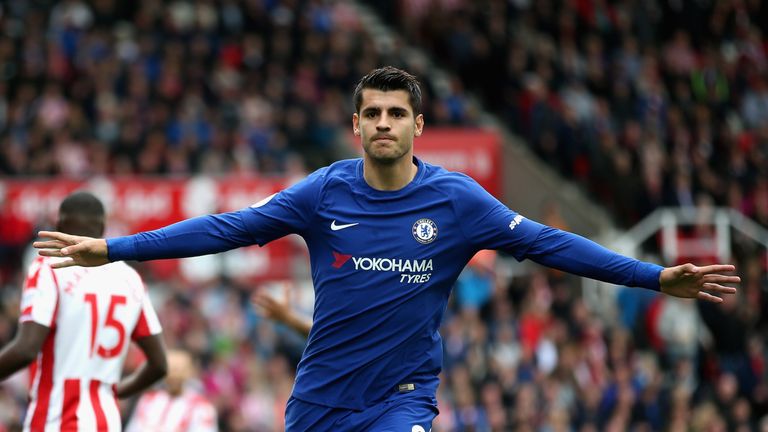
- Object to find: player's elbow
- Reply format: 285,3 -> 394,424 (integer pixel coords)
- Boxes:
149,357 -> 168,382
12,338 -> 42,366
12,322 -> 49,365
136,334 -> 168,384
17,347 -> 39,366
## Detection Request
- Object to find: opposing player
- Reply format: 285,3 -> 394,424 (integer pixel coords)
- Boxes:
0,192 -> 167,431
125,349 -> 217,432
34,67 -> 739,431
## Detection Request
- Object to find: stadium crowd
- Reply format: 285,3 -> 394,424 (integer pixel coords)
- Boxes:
0,0 -> 767,431
367,0 -> 768,229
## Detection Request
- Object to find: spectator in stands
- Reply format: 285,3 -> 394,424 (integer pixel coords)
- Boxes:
126,349 -> 217,432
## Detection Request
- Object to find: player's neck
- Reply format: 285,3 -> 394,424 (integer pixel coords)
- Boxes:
167,388 -> 183,397
363,156 -> 418,191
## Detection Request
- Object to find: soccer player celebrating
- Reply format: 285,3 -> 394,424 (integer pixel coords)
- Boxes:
34,67 -> 739,431
1,192 -> 167,431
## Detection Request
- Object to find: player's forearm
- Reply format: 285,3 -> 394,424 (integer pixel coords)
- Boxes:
115,361 -> 167,399
107,212 -> 256,262
281,314 -> 312,338
525,226 -> 663,290
0,322 -> 49,381
118,335 -> 167,398
0,342 -> 38,381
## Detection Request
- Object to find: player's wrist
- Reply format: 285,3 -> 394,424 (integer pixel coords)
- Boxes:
106,236 -> 135,262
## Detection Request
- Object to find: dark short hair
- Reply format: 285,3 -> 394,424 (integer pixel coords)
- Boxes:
353,66 -> 423,115
58,191 -> 105,237
60,191 -> 105,218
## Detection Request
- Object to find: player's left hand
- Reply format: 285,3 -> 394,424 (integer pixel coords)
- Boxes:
660,263 -> 739,303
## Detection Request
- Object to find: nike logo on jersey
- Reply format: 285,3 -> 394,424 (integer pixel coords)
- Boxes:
331,220 -> 359,231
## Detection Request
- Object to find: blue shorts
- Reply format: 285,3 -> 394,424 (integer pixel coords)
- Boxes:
285,389 -> 438,431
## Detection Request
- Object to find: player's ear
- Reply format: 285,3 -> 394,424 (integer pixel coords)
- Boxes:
352,113 -> 360,136
414,113 -> 424,137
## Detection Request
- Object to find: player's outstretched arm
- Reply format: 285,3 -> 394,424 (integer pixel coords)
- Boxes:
0,322 -> 50,380
115,334 -> 168,399
523,226 -> 739,303
660,263 -> 739,303
33,231 -> 109,269
37,212 -> 264,267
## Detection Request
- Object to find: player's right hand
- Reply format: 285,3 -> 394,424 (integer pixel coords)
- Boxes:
33,231 -> 110,268
252,289 -> 292,322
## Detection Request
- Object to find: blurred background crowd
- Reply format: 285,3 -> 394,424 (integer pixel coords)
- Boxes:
1,0 -> 767,431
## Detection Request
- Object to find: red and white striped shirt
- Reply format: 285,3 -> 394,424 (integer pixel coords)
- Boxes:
20,256 -> 162,432
125,389 -> 217,432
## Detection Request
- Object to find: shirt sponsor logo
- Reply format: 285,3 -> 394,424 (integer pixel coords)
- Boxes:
351,257 -> 433,273
332,252 -> 434,283
332,251 -> 352,268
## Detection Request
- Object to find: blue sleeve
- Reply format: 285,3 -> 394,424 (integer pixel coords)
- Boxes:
448,174 -> 661,290
524,226 -> 663,290
239,168 -> 325,244
107,168 -> 326,262
107,211 -> 257,261
450,174 -> 544,259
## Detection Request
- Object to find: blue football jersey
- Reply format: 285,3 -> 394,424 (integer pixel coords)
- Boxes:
238,158 -> 542,409
107,157 -> 662,410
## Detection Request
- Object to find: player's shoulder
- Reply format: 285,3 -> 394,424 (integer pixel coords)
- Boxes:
23,256 -> 53,288
419,159 -> 483,192
103,260 -> 138,274
26,255 -> 71,278
320,158 -> 359,182
26,255 -> 48,273
290,159 -> 358,189
302,158 -> 361,193
101,261 -> 145,287
30,255 -> 59,269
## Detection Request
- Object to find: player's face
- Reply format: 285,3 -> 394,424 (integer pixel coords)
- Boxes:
353,89 -> 424,164
165,351 -> 194,395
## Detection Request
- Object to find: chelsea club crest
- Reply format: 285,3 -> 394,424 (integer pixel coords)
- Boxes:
412,218 -> 438,244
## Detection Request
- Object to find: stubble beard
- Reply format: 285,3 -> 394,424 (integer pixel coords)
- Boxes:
364,140 -> 410,165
